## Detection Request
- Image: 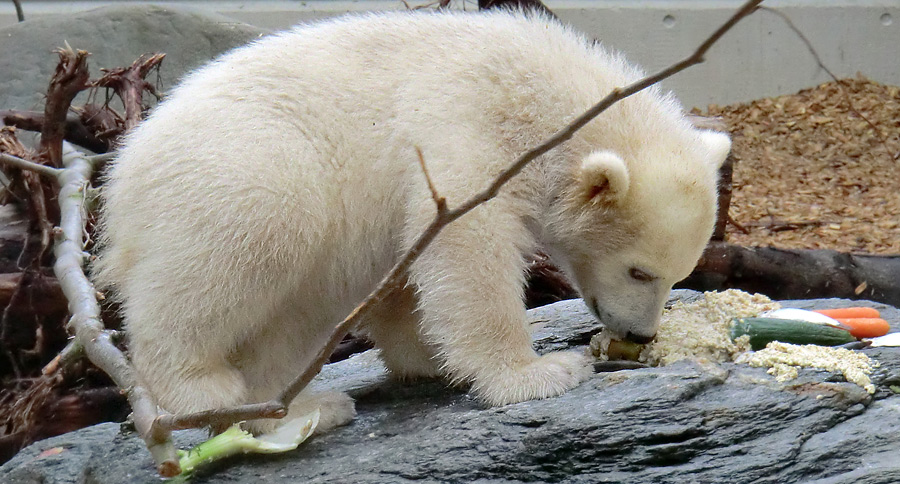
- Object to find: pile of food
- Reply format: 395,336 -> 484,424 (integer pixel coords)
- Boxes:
590,289 -> 882,393
591,290 -> 778,366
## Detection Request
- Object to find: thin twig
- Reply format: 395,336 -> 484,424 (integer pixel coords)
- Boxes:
41,337 -> 82,375
155,402 -> 286,431
727,213 -> 751,235
0,153 -> 62,179
151,0 -> 764,434
415,146 -> 445,208
23,171 -> 55,261
12,0 -> 24,22
760,6 -> 897,162
87,151 -> 116,170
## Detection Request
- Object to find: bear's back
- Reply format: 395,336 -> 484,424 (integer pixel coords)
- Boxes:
153,11 -> 645,130
96,10 -> 691,297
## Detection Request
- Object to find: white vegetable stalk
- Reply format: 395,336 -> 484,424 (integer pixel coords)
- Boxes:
176,410 -> 319,477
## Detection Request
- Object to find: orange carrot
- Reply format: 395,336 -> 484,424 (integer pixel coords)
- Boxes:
812,307 -> 881,319
834,318 -> 891,339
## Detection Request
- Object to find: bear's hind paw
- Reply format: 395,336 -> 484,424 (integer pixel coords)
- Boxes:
245,391 -> 356,435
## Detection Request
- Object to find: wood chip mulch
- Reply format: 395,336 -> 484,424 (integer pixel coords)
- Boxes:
696,76 -> 900,254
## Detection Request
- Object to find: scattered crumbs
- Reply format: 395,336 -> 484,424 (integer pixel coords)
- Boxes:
736,342 -> 877,393
767,363 -> 799,382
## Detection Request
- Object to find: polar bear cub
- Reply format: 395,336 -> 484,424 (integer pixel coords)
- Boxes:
94,10 -> 730,433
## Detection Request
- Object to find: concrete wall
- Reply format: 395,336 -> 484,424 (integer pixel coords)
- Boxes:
1,1 -> 897,108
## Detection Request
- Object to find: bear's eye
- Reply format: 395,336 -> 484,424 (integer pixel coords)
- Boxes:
629,267 -> 656,283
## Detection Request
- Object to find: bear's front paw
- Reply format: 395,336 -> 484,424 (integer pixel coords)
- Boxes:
473,351 -> 593,406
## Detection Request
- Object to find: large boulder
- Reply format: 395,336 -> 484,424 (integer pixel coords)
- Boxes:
2,291 -> 899,483
0,5 -> 267,112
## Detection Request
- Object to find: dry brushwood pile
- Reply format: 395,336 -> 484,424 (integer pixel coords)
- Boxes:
701,76 -> 900,254
0,49 -> 163,464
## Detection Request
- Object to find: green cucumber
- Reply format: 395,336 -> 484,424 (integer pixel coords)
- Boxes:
731,317 -> 857,350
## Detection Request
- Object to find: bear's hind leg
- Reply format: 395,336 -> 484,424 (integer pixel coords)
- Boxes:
232,313 -> 357,435
361,284 -> 441,380
130,341 -> 249,417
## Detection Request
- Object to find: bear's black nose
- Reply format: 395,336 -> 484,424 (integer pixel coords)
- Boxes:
625,331 -> 656,344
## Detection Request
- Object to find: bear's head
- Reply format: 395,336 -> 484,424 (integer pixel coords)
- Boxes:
543,127 -> 731,343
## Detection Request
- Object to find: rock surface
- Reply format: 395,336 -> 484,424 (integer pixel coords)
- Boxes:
2,291 -> 899,483
0,5 -> 267,112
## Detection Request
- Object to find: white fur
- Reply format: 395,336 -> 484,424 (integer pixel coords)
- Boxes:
579,151 -> 630,203
94,10 -> 729,431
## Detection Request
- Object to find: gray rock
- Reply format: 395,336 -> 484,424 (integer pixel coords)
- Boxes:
2,291 -> 899,483
0,5 -> 267,112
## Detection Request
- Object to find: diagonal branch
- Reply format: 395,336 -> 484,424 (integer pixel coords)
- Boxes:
12,0 -> 24,22
151,0 -> 764,435
0,153 -> 61,179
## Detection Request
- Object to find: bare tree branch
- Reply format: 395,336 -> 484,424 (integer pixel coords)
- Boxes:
0,153 -> 61,179
11,0 -> 24,22
22,171 -> 54,262
151,0 -> 764,436
92,54 -> 165,132
155,402 -> 286,432
87,152 -> 116,168
53,143 -> 179,476
415,146 -> 446,208
0,48 -> 173,473
41,46 -> 91,168
0,110 -> 110,154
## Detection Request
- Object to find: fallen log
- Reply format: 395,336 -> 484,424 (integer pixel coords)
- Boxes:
678,242 -> 900,306
523,243 -> 900,307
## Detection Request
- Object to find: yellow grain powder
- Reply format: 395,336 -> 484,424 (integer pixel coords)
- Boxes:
736,342 -> 876,393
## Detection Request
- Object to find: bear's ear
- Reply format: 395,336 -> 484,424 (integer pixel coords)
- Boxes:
578,151 -> 629,205
699,130 -> 731,168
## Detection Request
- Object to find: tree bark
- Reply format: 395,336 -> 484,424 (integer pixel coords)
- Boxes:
678,242 -> 900,306
1,110 -> 111,154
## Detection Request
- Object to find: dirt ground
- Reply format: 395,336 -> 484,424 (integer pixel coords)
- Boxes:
697,76 -> 900,255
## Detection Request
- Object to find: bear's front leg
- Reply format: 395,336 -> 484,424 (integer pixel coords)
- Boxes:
408,202 -> 592,406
